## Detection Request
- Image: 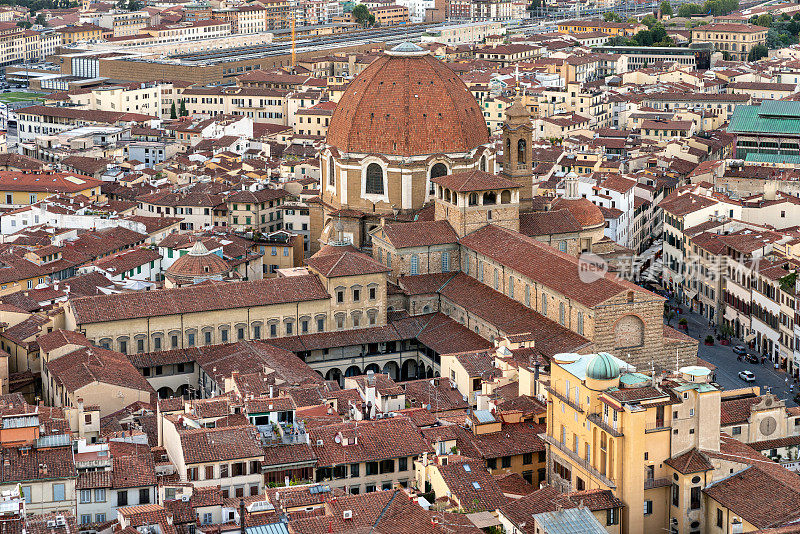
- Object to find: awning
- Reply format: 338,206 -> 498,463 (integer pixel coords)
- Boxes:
744,333 -> 757,343
724,308 -> 737,321
683,288 -> 698,301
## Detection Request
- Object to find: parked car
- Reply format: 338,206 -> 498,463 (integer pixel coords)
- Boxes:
733,345 -> 747,356
738,370 -> 756,382
745,353 -> 760,364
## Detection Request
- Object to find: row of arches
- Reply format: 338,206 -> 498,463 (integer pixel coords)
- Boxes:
322,359 -> 436,386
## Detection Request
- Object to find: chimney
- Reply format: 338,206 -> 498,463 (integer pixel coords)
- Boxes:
239,498 -> 246,534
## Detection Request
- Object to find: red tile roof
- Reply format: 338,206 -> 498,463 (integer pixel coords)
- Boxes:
309,417 -> 431,467
68,274 -> 330,324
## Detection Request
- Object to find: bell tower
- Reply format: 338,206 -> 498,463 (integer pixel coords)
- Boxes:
500,95 -> 534,207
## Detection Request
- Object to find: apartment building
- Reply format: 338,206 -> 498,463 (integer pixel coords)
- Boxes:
309,417 -> 430,494
91,10 -> 149,37
142,20 -> 231,44
13,105 -> 153,143
691,23 -> 768,61
56,23 -> 104,44
545,354 -> 722,534
181,86 -> 289,124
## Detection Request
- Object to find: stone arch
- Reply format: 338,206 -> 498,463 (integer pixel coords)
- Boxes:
345,365 -> 362,377
483,191 -> 496,205
325,367 -> 343,386
429,161 -> 449,195
157,386 -> 174,399
402,359 -> 418,380
426,366 -> 434,378
614,314 -> 645,348
364,363 -> 381,374
518,138 -> 527,163
383,361 -> 400,381
500,190 -> 511,204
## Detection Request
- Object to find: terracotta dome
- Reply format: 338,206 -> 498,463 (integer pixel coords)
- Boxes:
327,43 -> 489,157
551,198 -> 605,228
166,240 -> 230,285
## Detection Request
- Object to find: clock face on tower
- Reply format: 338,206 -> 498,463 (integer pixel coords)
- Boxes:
760,416 -> 777,437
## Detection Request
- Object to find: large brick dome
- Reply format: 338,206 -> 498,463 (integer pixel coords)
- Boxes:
327,43 -> 489,157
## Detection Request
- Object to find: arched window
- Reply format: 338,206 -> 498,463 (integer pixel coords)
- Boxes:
444,189 -> 451,203
463,255 -> 470,274
500,190 -> 511,204
365,163 -> 384,195
441,251 -> 450,272
505,138 -> 511,160
524,285 -> 530,307
410,254 -> 419,275
577,311 -> 584,336
559,302 -> 565,325
542,293 -> 548,315
480,155 -> 487,172
469,193 -> 478,206
328,156 -> 335,186
518,139 -> 527,164
483,191 -> 496,205
430,162 -> 447,195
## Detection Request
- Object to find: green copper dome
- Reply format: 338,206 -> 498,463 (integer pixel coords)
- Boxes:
586,353 -> 620,380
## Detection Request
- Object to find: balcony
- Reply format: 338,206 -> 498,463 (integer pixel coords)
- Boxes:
644,477 -> 671,490
546,387 -> 583,413
541,433 -> 616,489
587,413 -> 623,438
645,421 -> 670,433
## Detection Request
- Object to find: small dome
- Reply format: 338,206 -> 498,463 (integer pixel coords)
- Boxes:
586,353 -> 620,380
551,198 -> 605,228
166,240 -> 230,284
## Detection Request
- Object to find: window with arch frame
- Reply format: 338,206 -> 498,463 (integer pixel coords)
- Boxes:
430,162 -> 448,195
328,156 -> 335,186
365,163 -> 384,195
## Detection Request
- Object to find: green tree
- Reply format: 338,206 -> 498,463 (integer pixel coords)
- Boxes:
660,0 -> 673,16
604,12 -> 623,22
352,4 -> 372,26
16,20 -> 31,29
651,22 -> 668,43
178,99 -> 187,117
756,13 -> 773,28
35,12 -> 46,26
641,13 -> 658,27
677,2 -> 703,17
747,44 -> 769,61
170,101 -> 177,119
633,29 -> 654,46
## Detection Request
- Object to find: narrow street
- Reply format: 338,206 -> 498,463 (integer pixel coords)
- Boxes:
666,299 -> 798,407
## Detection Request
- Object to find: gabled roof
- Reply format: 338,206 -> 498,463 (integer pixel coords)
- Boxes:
306,246 -> 390,278
379,220 -> 459,248
431,169 -> 519,192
